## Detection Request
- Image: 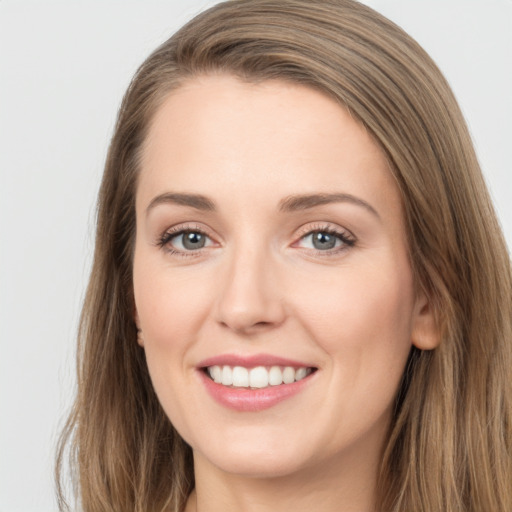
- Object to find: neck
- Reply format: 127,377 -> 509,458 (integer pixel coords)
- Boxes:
185,435 -> 382,512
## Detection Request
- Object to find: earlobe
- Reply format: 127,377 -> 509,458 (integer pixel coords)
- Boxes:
411,292 -> 441,350
134,309 -> 144,347
136,328 -> 144,347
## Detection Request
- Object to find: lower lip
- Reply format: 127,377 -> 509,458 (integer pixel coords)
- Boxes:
199,370 -> 315,412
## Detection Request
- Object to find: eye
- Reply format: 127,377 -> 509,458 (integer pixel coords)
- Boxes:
295,226 -> 355,254
158,226 -> 215,255
173,231 -> 210,250
305,231 -> 339,250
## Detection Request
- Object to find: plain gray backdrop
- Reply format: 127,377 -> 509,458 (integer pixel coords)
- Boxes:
1,1 -> 511,510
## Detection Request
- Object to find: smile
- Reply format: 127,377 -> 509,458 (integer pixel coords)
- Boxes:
206,365 -> 314,389
197,355 -> 318,412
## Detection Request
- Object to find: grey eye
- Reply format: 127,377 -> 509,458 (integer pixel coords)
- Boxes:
169,231 -> 211,251
180,231 -> 207,250
310,231 -> 338,250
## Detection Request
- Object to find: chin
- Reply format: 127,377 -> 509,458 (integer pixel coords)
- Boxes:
189,428 -> 316,479
203,449 -> 309,479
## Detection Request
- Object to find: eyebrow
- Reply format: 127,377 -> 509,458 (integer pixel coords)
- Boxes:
146,191 -> 380,219
146,192 -> 216,214
278,192 -> 380,218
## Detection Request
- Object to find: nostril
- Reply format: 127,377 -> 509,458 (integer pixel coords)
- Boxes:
219,319 -> 276,335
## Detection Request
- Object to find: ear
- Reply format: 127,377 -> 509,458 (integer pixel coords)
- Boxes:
411,290 -> 440,350
134,308 -> 144,347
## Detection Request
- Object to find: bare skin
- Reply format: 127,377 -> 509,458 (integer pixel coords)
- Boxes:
133,75 -> 438,512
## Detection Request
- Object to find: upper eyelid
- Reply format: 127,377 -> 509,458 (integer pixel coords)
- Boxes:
158,223 -> 355,255
161,223 -> 214,238
294,222 -> 356,242
160,222 -> 353,240
158,226 -> 215,248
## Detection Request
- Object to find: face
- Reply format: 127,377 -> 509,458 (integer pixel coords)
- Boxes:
133,75 -> 435,480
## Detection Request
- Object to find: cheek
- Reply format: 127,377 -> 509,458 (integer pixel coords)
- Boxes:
133,260 -> 208,430
287,256 -> 415,447
134,261 -> 210,347
293,256 -> 415,376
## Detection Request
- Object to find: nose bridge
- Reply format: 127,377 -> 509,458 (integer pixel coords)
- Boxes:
215,233 -> 285,333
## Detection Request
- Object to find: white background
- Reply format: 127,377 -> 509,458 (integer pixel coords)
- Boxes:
0,1 -> 510,510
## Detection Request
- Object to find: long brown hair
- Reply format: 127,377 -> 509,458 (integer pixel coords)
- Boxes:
56,1 -> 512,510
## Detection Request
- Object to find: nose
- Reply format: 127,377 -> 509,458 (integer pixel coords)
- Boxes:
214,244 -> 286,335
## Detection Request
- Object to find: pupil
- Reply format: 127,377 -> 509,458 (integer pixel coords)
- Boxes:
183,232 -> 205,250
313,232 -> 336,250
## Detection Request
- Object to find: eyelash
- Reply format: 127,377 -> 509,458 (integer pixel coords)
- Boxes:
295,223 -> 356,256
156,223 -> 208,258
156,223 -> 356,258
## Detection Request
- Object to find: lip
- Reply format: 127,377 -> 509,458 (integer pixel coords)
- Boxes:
196,353 -> 317,412
197,353 -> 313,369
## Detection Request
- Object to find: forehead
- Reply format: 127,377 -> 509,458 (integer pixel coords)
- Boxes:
138,74 -> 400,222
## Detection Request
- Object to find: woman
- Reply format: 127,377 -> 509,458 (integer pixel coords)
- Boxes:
56,1 -> 512,511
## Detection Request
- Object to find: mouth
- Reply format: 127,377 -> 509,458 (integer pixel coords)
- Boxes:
197,354 -> 318,411
203,365 -> 316,389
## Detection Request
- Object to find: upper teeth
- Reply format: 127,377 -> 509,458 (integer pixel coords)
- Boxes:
207,365 -> 312,388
